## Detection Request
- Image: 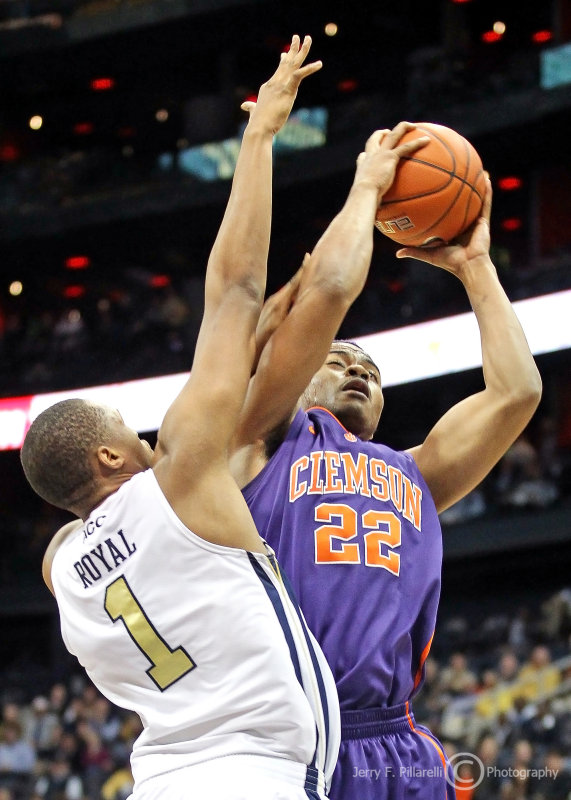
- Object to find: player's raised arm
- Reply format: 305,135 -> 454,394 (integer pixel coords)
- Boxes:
232,123 -> 430,455
400,175 -> 542,512
152,37 -> 321,535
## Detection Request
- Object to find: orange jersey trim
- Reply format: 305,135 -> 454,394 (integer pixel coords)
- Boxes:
306,406 -> 352,434
413,631 -> 434,690
405,701 -> 448,800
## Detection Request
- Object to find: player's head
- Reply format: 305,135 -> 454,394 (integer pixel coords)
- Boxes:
21,398 -> 153,514
300,340 -> 384,440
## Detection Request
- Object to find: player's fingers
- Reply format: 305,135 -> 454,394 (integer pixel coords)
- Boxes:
383,121 -> 417,148
296,34 -> 312,61
240,101 -> 256,114
364,129 -> 388,153
393,135 -> 430,157
295,60 -> 323,79
396,245 -> 456,268
395,247 -> 438,265
479,172 -> 492,224
287,34 -> 301,56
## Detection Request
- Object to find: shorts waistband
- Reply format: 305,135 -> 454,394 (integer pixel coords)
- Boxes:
341,703 -> 414,739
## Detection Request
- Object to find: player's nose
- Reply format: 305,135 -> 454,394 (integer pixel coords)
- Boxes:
346,363 -> 369,379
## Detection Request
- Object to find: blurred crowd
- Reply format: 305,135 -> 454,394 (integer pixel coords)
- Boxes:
0,587 -> 569,800
439,418 -> 570,527
417,588 -> 571,800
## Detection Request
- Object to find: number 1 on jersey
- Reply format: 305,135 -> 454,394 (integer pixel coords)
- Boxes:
105,576 -> 195,691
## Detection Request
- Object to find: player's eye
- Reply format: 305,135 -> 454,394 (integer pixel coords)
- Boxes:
368,371 -> 379,382
326,360 -> 345,369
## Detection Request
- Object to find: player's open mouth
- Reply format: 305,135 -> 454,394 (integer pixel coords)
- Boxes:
342,378 -> 370,398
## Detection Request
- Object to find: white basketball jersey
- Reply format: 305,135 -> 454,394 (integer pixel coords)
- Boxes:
51,469 -> 339,794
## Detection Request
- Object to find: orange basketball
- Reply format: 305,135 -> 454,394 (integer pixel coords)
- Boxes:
375,122 -> 486,247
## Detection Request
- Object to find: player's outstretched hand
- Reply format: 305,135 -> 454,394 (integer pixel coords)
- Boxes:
241,35 -> 322,135
395,173 -> 493,277
354,122 -> 430,202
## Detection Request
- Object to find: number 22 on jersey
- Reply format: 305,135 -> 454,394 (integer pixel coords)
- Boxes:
314,503 -> 401,575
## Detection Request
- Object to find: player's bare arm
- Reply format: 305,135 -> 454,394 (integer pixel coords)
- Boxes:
400,176 -> 542,512
152,36 -> 321,548
42,519 -> 83,595
231,123 -> 430,485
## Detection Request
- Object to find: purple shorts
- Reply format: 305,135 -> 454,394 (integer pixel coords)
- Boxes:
330,703 -> 456,800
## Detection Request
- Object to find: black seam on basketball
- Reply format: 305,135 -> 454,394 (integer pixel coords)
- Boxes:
417,125 -> 457,173
382,126 -> 483,206
381,163 -> 484,206
420,174 -> 467,238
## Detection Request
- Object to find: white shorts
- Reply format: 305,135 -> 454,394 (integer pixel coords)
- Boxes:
131,754 -> 328,799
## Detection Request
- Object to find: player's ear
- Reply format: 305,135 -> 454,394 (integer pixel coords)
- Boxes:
96,445 -> 125,470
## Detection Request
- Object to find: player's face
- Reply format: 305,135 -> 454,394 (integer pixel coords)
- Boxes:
301,343 -> 384,440
102,406 -> 154,472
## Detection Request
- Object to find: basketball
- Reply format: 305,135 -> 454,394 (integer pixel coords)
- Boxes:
375,122 -> 486,248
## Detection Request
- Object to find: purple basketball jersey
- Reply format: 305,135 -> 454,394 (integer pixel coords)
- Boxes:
243,406 -> 443,710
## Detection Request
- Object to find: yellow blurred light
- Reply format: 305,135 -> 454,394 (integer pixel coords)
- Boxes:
9,281 -> 23,296
29,115 -> 43,130
493,20 -> 506,34
324,22 -> 338,36
155,109 -> 169,122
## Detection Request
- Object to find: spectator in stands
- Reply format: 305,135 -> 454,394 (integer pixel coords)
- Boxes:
51,731 -> 81,773
496,433 -> 559,510
521,699 -> 559,748
47,684 -> 68,718
517,645 -> 561,701
532,749 -> 571,799
34,755 -> 83,800
498,650 -> 520,678
473,735 -> 502,800
23,696 -> 60,761
413,656 -> 446,721
439,652 -> 478,698
499,738 -> 535,799
540,589 -> 571,644
0,721 -> 36,774
507,608 -> 530,659
475,669 -> 516,720
0,720 -> 36,798
87,697 -> 121,746
100,759 -> 134,800
0,706 -> 22,732
76,722 -> 112,800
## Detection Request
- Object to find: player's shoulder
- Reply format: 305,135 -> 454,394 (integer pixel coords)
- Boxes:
43,519 -> 83,595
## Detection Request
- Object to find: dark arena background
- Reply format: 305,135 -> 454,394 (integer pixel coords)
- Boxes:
1,0 -> 570,798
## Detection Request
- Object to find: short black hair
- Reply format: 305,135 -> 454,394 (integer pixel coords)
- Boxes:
21,398 -> 111,510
